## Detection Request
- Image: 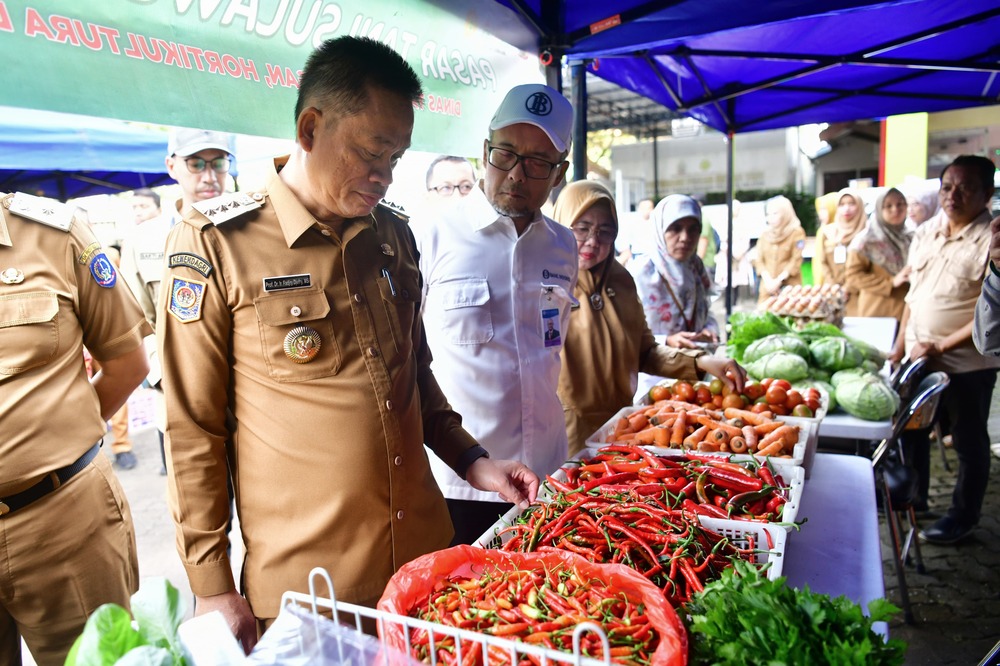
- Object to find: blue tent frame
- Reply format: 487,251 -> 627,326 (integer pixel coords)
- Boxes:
0,106 -> 172,201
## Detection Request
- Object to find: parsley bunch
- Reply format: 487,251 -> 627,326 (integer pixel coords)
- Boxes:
684,561 -> 906,665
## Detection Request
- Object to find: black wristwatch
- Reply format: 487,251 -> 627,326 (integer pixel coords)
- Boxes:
456,445 -> 490,480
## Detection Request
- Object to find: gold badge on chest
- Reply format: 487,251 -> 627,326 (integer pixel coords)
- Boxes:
283,325 -> 322,363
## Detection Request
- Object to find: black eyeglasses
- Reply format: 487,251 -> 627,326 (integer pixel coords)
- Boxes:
429,182 -> 475,196
570,224 -> 616,245
486,145 -> 562,180
183,156 -> 231,174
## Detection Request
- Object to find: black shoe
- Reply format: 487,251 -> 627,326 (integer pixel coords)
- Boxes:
919,516 -> 974,545
115,451 -> 138,470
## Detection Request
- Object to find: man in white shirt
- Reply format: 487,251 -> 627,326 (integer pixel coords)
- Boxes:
413,83 -> 578,544
974,214 -> 1000,358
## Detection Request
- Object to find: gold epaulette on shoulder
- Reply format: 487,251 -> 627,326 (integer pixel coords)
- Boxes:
4,193 -> 73,231
378,199 -> 409,222
191,191 -> 266,227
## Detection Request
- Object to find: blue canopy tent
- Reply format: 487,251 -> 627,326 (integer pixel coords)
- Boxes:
487,0 -> 1000,312
0,106 -> 172,201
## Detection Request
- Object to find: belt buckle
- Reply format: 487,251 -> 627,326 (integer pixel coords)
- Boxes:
0,501 -> 9,516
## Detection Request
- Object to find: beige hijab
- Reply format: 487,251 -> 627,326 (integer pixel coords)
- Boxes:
822,188 -> 867,246
552,180 -> 618,309
764,195 -> 803,244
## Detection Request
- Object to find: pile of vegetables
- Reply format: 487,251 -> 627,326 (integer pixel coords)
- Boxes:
685,561 -> 905,665
727,313 -> 899,421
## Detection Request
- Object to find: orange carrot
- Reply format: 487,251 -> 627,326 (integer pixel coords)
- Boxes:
682,425 -> 710,449
742,425 -> 759,451
670,411 -> 687,446
723,408 -> 773,426
695,415 -> 743,438
753,421 -> 784,435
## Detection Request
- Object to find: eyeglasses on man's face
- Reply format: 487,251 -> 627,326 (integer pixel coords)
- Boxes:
429,182 -> 475,197
570,223 -> 616,245
486,145 -> 562,180
183,156 -> 231,174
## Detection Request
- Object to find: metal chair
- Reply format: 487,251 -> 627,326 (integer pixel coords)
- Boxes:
890,357 -> 950,471
871,370 -> 950,624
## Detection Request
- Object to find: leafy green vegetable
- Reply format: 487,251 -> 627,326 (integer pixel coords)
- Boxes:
809,337 -> 866,372
831,368 -> 870,388
743,334 -> 812,364
847,336 -> 888,365
746,351 -> 811,382
727,312 -> 792,361
836,375 -> 900,421
65,578 -> 189,666
685,560 -> 906,665
796,321 -> 847,343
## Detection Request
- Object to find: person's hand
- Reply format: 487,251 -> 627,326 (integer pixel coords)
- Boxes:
696,356 -> 747,394
910,341 -> 941,360
666,331 -> 700,349
990,215 -> 1000,266
887,344 -> 905,367
695,328 -> 719,343
195,590 -> 257,654
891,266 -> 912,288
466,458 -> 539,509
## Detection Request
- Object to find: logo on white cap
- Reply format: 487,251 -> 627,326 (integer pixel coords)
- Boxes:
525,92 -> 553,117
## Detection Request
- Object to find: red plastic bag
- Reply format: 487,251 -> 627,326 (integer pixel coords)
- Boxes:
378,545 -> 687,666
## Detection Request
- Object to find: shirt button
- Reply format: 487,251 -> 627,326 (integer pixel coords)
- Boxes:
396,510 -> 404,520
385,400 -> 394,411
394,456 -> 403,466
367,347 -> 379,358
320,229 -> 332,237
353,293 -> 362,303
290,306 -> 302,317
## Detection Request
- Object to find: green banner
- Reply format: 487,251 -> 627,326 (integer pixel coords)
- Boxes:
0,0 -> 541,155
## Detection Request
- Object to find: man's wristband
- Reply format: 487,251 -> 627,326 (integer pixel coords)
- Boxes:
455,445 -> 490,481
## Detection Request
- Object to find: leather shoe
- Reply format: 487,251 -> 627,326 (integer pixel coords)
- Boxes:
114,451 -> 138,470
919,516 -> 974,545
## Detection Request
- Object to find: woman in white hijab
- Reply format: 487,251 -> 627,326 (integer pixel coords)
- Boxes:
754,195 -> 806,303
628,194 -> 718,349
845,187 -> 913,320
903,182 -> 940,227
818,188 -> 867,315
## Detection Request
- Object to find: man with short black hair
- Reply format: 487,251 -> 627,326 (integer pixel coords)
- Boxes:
426,155 -> 476,198
890,154 -> 1000,545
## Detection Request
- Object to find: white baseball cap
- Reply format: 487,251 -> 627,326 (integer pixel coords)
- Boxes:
168,128 -> 233,157
489,84 -> 574,153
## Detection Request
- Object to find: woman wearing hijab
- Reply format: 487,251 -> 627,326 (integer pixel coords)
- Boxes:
818,188 -> 867,315
904,183 -> 940,227
811,191 -> 841,285
844,187 -> 913,320
552,182 -> 746,454
754,195 -> 806,303
627,194 -> 719,347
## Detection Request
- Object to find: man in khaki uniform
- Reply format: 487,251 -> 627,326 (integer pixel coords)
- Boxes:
0,193 -> 151,665
158,36 -> 538,652
890,155 -> 1000,545
121,136 -> 234,475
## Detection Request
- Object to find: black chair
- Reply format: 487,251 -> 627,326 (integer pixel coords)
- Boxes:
889,357 -> 950,471
871,370 -> 950,624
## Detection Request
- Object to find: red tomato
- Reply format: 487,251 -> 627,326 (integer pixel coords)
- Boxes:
770,404 -> 789,416
806,397 -> 822,412
712,394 -> 725,408
743,383 -> 765,401
792,404 -> 814,417
751,402 -> 771,414
785,390 -> 804,410
650,385 -> 671,402
722,394 -> 745,410
695,387 -> 713,405
772,379 -> 793,392
805,388 -> 821,401
765,385 -> 788,405
760,378 -> 774,390
674,381 -> 696,403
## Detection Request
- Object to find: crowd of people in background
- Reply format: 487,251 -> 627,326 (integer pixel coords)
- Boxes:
3,30 -> 1000,664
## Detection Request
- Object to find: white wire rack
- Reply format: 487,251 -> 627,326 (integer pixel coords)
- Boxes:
280,567 -> 622,666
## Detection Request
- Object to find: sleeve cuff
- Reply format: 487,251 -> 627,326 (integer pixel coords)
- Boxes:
455,445 -> 490,481
185,559 -> 237,598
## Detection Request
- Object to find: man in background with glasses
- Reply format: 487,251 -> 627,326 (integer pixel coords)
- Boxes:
426,155 -> 476,199
120,129 -> 235,475
413,83 -> 579,544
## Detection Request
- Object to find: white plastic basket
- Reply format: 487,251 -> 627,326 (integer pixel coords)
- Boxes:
278,568 -> 618,666
584,404 -> 808,466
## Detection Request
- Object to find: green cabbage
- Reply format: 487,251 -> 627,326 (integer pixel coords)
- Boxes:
848,336 -> 888,365
809,337 -> 866,372
831,368 -> 869,388
747,351 -> 810,382
836,375 -> 900,421
743,334 -> 812,364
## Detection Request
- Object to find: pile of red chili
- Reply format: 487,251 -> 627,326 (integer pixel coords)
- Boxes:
408,562 -> 662,665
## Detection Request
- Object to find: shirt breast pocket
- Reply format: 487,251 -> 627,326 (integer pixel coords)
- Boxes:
376,269 -> 419,362
944,254 -> 986,290
427,278 -> 494,345
253,287 -> 341,382
0,291 -> 59,377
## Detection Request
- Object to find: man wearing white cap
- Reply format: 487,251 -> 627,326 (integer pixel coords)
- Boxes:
412,83 -> 579,544
119,128 -> 234,473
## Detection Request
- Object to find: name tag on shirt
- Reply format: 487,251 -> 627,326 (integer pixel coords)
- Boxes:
263,274 -> 311,292
833,244 -> 847,265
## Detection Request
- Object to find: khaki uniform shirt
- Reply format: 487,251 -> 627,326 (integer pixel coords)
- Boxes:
844,250 -> 908,320
753,228 -> 806,304
905,210 -> 999,374
0,193 -> 150,496
558,260 -> 702,455
158,160 -> 476,617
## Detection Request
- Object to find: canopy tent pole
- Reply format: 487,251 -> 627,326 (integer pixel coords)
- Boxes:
570,62 -> 587,180
725,130 -> 734,319
652,127 -> 660,201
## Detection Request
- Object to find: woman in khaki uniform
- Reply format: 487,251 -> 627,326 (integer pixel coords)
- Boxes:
552,181 -> 746,455
755,195 -> 806,304
845,187 -> 913,320
818,188 -> 867,315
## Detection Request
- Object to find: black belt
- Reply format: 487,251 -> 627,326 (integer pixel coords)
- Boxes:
0,442 -> 102,516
